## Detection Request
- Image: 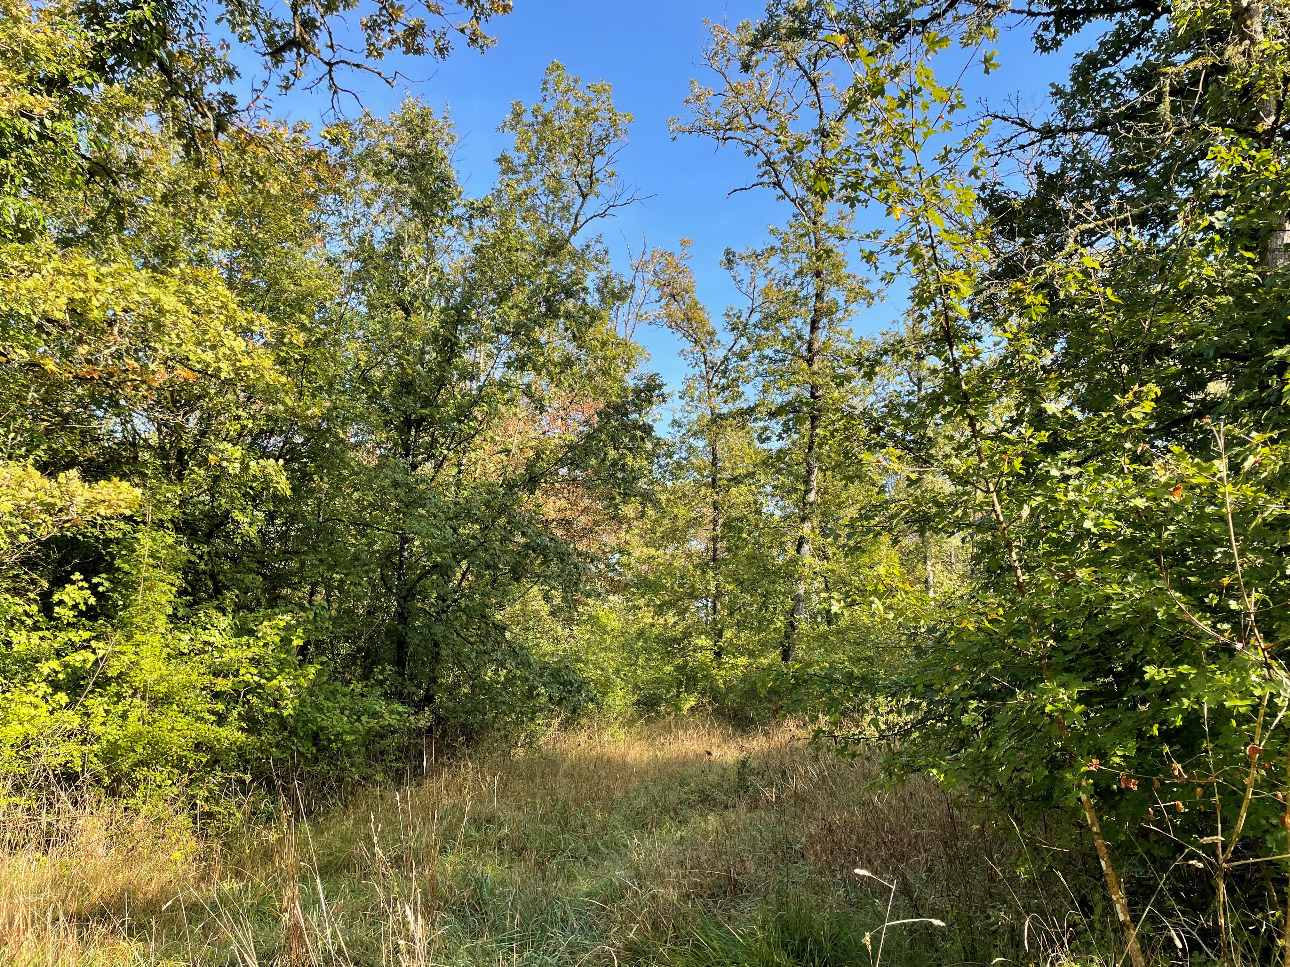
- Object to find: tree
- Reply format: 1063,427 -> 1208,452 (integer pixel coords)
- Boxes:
309,67 -> 659,723
675,18 -> 869,662
642,242 -> 761,661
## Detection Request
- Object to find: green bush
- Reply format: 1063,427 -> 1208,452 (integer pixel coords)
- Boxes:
0,490 -> 410,814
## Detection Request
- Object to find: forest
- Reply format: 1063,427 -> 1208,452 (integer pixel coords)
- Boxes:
3,0 -> 1290,963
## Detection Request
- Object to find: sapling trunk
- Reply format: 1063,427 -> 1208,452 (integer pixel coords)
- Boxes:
919,225 -> 1148,967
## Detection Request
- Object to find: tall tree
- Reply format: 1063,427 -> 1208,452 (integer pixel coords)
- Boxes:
319,66 -> 658,719
642,242 -> 761,661
676,19 -> 867,662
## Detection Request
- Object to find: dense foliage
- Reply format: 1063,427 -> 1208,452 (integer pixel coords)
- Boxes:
0,0 -> 658,804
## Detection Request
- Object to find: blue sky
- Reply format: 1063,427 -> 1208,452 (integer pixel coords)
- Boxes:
254,2 -> 1072,394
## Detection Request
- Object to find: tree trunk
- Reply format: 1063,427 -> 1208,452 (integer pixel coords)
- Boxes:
709,434 -> 725,661
784,260 -> 824,663
298,581 -> 319,664
392,531 -> 412,685
922,526 -> 935,600
419,631 -> 444,723
1231,0 -> 1288,269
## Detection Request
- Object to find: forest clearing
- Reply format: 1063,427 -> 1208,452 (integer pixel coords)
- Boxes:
5,0 -> 1290,962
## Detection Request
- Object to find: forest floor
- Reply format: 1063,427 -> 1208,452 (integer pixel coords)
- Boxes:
0,718 -> 1102,967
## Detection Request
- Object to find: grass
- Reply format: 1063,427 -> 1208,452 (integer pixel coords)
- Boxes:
0,718 -> 1117,966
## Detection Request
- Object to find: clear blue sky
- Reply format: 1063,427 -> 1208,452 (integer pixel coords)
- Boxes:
254,2 -> 1070,395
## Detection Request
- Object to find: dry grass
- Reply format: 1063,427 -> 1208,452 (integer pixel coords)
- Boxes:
0,718 -> 1110,967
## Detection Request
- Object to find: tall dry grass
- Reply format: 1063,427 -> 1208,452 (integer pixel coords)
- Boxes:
0,718 -> 1115,966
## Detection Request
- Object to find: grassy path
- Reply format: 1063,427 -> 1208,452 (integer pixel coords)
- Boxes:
1,719 -> 1073,966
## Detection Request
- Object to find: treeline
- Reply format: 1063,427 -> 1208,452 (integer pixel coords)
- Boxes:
6,0 -> 1290,960
0,0 -> 871,807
